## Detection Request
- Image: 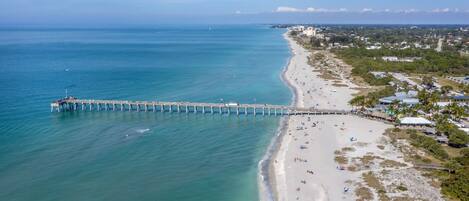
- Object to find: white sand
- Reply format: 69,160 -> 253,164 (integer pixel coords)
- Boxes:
263,32 -> 443,201
269,33 -> 391,201
283,34 -> 356,110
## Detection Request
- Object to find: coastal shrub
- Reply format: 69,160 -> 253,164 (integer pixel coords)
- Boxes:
360,72 -> 392,86
441,167 -> 469,201
460,148 -> 469,157
448,129 -> 469,148
444,160 -> 463,173
455,151 -> 469,166
335,47 -> 469,75
409,133 -> 449,160
396,184 -> 408,191
349,86 -> 395,108
355,186 -> 373,200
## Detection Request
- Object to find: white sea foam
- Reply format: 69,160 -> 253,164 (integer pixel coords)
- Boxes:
136,128 -> 150,134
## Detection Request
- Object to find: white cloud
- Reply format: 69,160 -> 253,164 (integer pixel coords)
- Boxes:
307,7 -> 349,13
276,6 -> 349,13
361,8 -> 373,13
274,7 -> 465,14
432,8 -> 450,13
306,7 -> 328,12
276,6 -> 302,13
235,10 -> 241,14
404,9 -> 419,13
392,9 -> 419,13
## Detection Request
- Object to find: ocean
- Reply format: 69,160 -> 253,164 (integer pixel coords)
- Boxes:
0,25 -> 291,201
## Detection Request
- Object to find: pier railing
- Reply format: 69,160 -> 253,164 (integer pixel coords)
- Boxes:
51,97 -> 352,116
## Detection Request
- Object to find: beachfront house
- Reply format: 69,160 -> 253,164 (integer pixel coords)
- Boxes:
370,71 -> 388,79
449,95 -> 469,103
379,91 -> 420,106
398,117 -> 433,127
382,56 -> 421,62
435,135 -> 449,144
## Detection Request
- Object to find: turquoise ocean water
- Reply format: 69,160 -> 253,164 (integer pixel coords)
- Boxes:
0,25 -> 290,201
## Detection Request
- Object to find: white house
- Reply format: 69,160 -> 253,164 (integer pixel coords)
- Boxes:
399,117 -> 433,126
370,71 -> 387,79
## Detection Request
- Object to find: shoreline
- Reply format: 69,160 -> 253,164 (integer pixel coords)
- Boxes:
258,31 -> 298,201
261,30 -> 445,201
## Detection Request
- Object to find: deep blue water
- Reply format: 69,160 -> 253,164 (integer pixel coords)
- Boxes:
0,25 -> 290,201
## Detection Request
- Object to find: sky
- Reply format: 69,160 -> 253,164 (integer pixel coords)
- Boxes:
1,0 -> 469,26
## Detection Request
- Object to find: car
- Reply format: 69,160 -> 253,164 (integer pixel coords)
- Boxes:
225,102 -> 239,106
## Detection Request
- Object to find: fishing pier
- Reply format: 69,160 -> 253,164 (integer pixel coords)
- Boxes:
51,97 -> 351,116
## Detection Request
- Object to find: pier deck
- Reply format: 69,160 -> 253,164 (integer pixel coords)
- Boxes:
51,97 -> 352,116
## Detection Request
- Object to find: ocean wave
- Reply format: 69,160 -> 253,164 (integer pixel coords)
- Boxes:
135,128 -> 150,134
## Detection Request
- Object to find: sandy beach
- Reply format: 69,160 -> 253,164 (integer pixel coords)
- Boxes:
262,32 -> 444,201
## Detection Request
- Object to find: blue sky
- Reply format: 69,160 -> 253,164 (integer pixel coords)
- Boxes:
1,0 -> 469,26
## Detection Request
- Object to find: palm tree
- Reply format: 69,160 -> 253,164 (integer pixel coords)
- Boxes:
349,96 -> 366,110
447,103 -> 467,120
422,76 -> 434,89
441,85 -> 453,96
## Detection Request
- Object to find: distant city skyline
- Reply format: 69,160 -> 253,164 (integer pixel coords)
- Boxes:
1,0 -> 469,26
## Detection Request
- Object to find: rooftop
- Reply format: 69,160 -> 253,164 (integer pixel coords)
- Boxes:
399,117 -> 433,125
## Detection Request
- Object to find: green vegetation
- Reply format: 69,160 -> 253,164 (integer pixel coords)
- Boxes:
360,73 -> 392,86
387,128 -> 468,200
408,130 -> 449,160
441,149 -> 469,201
349,86 -> 395,108
445,103 -> 468,120
338,48 -> 469,74
440,85 -> 453,96
441,167 -> 469,201
334,48 -> 469,83
416,89 -> 441,113
404,128 -> 468,201
448,130 -> 469,148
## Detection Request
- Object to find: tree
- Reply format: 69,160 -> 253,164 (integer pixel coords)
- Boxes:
349,95 -> 366,110
418,89 -> 430,105
441,85 -> 453,96
434,114 -> 455,135
448,129 -> 469,148
417,89 -> 441,112
446,103 -> 468,120
401,81 -> 409,90
422,76 -> 434,89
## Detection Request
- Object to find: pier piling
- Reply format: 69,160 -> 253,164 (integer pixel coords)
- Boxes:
50,98 -> 353,118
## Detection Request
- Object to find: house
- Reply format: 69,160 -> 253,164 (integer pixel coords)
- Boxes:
399,117 -> 433,126
382,56 -> 399,62
436,102 -> 451,107
370,71 -> 387,79
450,95 -> 469,102
291,26 -> 305,32
303,27 -> 316,37
382,56 -> 421,62
423,128 -> 437,135
435,135 -> 449,144
366,45 -> 381,50
379,91 -> 420,105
